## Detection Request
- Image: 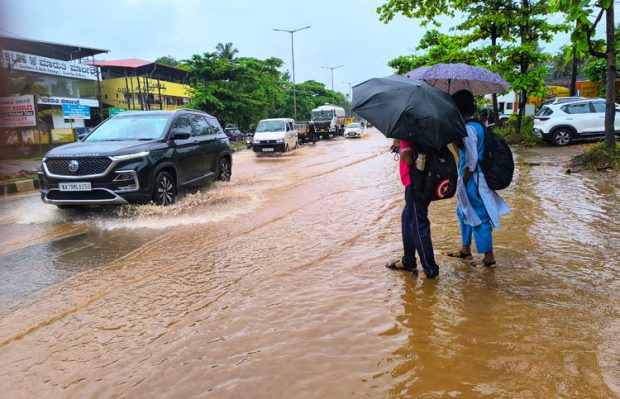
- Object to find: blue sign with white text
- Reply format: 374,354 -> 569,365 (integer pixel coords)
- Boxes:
61,104 -> 91,119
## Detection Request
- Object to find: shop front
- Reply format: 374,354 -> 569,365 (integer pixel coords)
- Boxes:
0,36 -> 108,158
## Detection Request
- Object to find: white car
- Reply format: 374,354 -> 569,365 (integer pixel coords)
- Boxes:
252,118 -> 298,153
343,122 -> 364,138
541,96 -> 586,106
533,98 -> 620,146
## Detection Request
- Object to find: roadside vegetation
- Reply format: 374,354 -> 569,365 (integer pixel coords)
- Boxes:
229,140 -> 247,152
157,43 -> 349,132
494,116 -> 542,146
377,0 -> 617,152
573,142 -> 620,170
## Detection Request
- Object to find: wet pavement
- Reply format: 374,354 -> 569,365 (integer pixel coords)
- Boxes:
0,132 -> 618,398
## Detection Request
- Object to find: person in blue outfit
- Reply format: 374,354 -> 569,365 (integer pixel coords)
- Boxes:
447,90 -> 510,267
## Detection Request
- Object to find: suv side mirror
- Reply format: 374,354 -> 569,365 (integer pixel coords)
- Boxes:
171,128 -> 192,140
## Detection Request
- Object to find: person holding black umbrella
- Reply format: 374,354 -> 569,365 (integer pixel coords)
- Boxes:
385,138 -> 440,279
352,75 -> 468,279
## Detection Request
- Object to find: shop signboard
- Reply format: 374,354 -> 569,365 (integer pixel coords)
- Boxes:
0,95 -> 37,128
62,104 -> 91,120
109,107 -> 127,116
1,50 -> 98,80
38,96 -> 99,108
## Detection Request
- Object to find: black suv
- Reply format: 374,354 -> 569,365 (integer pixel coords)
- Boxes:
39,109 -> 232,207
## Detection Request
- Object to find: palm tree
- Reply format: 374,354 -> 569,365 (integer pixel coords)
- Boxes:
215,42 -> 239,60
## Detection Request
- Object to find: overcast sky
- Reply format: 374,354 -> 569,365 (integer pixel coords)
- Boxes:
0,0 -> 604,96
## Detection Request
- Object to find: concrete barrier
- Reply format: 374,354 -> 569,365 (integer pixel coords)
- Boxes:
14,180 -> 35,192
0,179 -> 39,196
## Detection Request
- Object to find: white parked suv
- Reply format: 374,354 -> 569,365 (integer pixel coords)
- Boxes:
534,98 -> 620,146
252,118 -> 298,153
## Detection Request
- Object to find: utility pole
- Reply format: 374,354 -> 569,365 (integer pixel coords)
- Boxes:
343,81 -> 356,102
273,26 -> 311,120
321,65 -> 343,92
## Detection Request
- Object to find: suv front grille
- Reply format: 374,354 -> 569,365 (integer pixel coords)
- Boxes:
46,189 -> 116,201
45,157 -> 112,176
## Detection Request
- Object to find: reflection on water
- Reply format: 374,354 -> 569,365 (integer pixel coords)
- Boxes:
0,132 -> 618,398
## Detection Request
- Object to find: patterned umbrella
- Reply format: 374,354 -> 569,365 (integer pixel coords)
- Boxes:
405,63 -> 509,95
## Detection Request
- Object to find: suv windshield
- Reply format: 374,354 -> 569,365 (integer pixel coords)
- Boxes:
85,116 -> 169,141
256,120 -> 285,132
347,123 -> 361,128
311,110 -> 334,121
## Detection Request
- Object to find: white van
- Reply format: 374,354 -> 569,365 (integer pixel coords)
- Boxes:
252,118 -> 298,153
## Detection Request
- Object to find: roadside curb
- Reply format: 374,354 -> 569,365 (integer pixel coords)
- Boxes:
0,179 -> 40,196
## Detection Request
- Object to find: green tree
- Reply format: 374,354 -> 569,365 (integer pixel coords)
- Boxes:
276,80 -> 349,119
551,0 -> 616,150
215,42 -> 239,61
387,30 -> 478,74
547,45 -> 588,79
378,0 -> 565,130
154,55 -> 180,67
185,52 -> 287,130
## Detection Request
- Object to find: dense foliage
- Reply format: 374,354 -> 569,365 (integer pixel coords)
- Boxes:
378,0 -> 566,134
550,0 -> 616,149
182,45 -> 348,130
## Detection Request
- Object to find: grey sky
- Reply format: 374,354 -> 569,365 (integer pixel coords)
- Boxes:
0,0 -> 601,96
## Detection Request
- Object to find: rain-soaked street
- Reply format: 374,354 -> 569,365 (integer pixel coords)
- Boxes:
0,130 -> 618,398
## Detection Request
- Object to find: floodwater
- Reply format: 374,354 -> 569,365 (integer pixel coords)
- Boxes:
0,131 -> 618,398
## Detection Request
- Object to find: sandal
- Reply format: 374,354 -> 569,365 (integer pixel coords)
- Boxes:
385,259 -> 416,271
470,259 -> 497,268
446,250 -> 473,260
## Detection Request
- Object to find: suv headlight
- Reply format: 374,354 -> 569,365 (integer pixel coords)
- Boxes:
111,151 -> 149,161
276,138 -> 284,143
253,139 -> 260,144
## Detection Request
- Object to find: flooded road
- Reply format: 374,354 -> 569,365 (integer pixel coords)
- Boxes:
0,132 -> 618,398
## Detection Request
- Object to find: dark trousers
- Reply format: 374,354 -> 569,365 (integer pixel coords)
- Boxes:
401,185 -> 439,277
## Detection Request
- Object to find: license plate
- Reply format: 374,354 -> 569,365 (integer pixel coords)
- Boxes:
59,182 -> 92,191
262,148 -> 274,152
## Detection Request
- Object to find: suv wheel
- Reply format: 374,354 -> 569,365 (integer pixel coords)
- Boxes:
552,128 -> 573,146
218,157 -> 231,181
153,171 -> 176,206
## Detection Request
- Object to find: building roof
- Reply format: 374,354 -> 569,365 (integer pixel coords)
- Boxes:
91,59 -> 190,84
0,35 -> 109,60
89,59 -> 152,68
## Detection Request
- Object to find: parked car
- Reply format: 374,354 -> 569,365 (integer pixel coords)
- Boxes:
534,98 -> 620,146
38,109 -> 232,207
541,96 -> 586,106
252,118 -> 298,153
343,122 -> 363,138
224,127 -> 244,141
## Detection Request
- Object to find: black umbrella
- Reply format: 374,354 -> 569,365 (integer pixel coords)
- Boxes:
352,75 -> 467,149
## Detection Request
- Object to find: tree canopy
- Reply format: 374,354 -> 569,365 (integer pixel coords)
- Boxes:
154,55 -> 180,67
184,44 -> 349,130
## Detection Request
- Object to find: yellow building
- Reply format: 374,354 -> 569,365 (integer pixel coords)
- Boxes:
93,59 -> 191,113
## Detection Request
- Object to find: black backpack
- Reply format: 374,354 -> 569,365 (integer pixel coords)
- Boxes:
411,145 -> 458,203
469,119 -> 514,191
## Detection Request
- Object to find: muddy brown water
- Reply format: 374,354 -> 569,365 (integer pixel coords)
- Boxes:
0,132 -> 618,398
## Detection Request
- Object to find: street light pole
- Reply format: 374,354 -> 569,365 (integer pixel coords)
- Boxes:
321,65 -> 343,92
343,81 -> 356,102
273,25 -> 311,120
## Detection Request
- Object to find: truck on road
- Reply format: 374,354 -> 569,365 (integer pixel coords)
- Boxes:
309,104 -> 346,139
